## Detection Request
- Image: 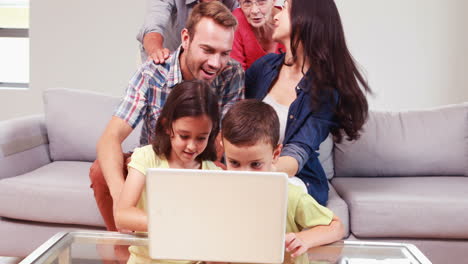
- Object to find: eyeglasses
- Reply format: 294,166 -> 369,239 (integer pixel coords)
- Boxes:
240,0 -> 269,9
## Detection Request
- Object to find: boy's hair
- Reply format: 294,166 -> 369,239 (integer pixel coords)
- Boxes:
222,99 -> 279,148
152,80 -> 220,161
185,1 -> 238,39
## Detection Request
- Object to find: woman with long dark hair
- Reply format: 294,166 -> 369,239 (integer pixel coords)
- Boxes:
246,0 -> 371,205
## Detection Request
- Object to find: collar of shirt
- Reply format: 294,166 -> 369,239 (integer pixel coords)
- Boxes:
266,53 -> 312,93
166,46 -> 184,88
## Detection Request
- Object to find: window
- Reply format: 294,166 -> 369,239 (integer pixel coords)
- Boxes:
0,0 -> 29,89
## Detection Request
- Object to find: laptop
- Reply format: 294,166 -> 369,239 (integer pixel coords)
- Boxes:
146,168 -> 289,264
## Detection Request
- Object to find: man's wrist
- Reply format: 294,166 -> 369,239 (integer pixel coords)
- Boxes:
109,182 -> 124,202
143,32 -> 164,54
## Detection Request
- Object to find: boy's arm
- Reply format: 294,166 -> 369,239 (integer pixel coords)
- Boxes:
285,215 -> 344,258
286,215 -> 344,258
115,167 -> 148,232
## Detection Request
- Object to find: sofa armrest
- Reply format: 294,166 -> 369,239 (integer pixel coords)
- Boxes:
0,115 -> 51,179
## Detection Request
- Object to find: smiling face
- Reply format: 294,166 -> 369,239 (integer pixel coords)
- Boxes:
240,0 -> 275,29
168,115 -> 213,168
223,139 -> 281,172
180,17 -> 234,83
272,0 -> 291,44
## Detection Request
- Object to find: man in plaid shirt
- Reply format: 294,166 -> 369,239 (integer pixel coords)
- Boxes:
89,1 -> 244,231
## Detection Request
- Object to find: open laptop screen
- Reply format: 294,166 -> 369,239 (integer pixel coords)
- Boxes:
146,168 -> 288,263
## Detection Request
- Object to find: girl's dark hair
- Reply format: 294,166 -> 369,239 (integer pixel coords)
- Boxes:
288,0 -> 371,143
152,80 -> 220,161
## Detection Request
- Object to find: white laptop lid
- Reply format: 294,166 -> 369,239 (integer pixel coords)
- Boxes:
146,168 -> 288,263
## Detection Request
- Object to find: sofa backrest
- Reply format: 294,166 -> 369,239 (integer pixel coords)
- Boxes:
334,103 -> 467,177
44,88 -> 141,162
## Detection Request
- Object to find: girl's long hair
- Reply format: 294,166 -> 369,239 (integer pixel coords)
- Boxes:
152,80 -> 220,161
288,0 -> 371,142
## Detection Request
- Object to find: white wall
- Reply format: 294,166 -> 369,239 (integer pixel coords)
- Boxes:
0,0 -> 145,120
0,0 -> 467,120
336,0 -> 468,110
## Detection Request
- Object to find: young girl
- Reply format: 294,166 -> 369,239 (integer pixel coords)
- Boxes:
115,80 -> 221,263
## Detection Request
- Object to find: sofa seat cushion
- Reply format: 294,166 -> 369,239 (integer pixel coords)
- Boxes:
0,161 -> 105,227
332,176 -> 468,239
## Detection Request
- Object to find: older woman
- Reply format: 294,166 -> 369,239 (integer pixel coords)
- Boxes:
246,0 -> 371,205
230,0 -> 284,70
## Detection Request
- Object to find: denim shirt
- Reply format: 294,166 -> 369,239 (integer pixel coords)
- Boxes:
246,53 -> 337,205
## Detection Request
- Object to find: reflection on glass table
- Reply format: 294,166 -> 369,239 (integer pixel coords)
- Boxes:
20,231 -> 431,264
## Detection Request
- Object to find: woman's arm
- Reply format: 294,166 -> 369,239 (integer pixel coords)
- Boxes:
275,156 -> 298,177
115,167 -> 148,232
279,106 -> 335,177
285,215 -> 344,258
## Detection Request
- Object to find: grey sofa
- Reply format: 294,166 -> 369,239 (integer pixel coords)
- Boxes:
0,89 -> 141,257
0,88 -> 466,264
332,103 -> 468,264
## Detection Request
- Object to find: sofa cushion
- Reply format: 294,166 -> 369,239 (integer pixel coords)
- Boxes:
0,115 -> 51,180
332,176 -> 468,239
0,161 -> 105,227
334,103 -> 467,177
44,88 -> 142,162
326,183 -> 349,237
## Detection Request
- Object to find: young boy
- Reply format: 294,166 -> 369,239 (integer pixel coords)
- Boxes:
221,99 -> 345,259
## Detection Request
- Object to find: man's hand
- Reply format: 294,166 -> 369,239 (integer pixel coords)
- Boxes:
143,32 -> 170,64
285,232 -> 309,258
148,48 -> 170,64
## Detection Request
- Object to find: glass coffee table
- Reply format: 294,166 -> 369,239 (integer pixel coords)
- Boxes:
20,231 -> 431,264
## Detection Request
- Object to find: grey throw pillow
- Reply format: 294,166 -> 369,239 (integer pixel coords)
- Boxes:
44,88 -> 141,162
334,103 -> 467,177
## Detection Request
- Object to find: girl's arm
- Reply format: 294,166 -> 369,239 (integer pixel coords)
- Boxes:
285,215 -> 344,258
115,167 -> 148,232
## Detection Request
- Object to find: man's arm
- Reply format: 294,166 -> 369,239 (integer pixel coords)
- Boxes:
137,0 -> 174,63
96,116 -> 134,208
143,32 -> 170,64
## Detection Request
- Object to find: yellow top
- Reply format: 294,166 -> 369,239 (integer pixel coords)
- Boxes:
126,145 -> 333,264
286,184 -> 334,233
127,145 -> 221,264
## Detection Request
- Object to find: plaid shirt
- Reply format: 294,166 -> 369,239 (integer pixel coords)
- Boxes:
114,46 -> 245,146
